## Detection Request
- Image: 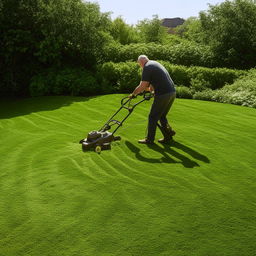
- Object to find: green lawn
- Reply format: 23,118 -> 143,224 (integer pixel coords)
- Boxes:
0,95 -> 256,256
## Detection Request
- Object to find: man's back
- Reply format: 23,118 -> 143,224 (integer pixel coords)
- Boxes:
142,60 -> 175,96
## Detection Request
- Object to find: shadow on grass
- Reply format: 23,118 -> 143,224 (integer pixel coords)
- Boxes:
125,139 -> 210,168
0,95 -> 97,119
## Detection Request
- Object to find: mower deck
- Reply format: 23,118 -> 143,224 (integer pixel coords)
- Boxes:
79,93 -> 152,153
80,131 -> 121,152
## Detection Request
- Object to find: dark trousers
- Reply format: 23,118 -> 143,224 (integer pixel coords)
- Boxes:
147,92 -> 176,141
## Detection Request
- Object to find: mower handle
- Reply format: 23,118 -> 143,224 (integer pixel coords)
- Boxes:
121,92 -> 153,105
143,91 -> 153,100
99,92 -> 153,134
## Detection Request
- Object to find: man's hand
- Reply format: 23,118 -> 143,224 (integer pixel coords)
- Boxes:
132,81 -> 150,96
128,93 -> 136,99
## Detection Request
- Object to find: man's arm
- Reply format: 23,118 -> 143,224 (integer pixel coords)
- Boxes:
148,84 -> 154,93
130,81 -> 150,97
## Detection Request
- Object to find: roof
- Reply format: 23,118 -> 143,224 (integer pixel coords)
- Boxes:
162,18 -> 185,28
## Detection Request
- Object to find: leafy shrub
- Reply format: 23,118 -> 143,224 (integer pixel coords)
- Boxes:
30,67 -> 98,97
212,69 -> 256,108
96,62 -> 119,93
102,42 -> 215,67
213,89 -> 256,108
188,66 -> 245,90
98,62 -> 141,93
116,63 -> 141,92
167,43 -> 214,67
190,76 -> 211,92
159,63 -> 191,87
98,61 -> 245,95
193,89 -> 215,101
175,86 -> 193,99
159,61 -> 245,90
191,69 -> 256,108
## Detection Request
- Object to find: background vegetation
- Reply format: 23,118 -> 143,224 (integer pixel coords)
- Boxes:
1,0 -> 256,107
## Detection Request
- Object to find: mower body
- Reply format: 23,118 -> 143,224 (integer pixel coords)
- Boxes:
79,93 -> 152,152
80,130 -> 121,152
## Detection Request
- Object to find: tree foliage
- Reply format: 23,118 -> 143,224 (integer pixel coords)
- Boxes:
199,0 -> 256,69
109,17 -> 139,44
174,17 -> 204,43
1,0 -> 256,97
0,0 -> 111,96
136,15 -> 168,43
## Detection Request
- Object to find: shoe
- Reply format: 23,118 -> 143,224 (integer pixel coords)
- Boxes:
158,138 -> 172,144
169,130 -> 176,136
160,125 -> 176,138
158,129 -> 176,144
138,138 -> 154,144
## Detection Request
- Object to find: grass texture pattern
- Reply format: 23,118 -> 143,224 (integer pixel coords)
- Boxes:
0,95 -> 256,256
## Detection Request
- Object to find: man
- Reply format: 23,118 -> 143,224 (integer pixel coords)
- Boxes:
130,55 -> 176,144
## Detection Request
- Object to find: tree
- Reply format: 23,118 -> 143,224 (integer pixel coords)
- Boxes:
0,0 -> 112,96
199,0 -> 256,69
174,17 -> 204,44
110,16 -> 139,44
0,0 -> 43,95
136,15 -> 168,44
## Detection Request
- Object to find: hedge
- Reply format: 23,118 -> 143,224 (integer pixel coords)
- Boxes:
102,42 -> 215,68
98,61 -> 246,93
28,62 -> 254,108
30,67 -> 99,97
192,69 -> 256,108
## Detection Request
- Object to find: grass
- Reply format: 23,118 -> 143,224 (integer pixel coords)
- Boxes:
0,94 -> 256,256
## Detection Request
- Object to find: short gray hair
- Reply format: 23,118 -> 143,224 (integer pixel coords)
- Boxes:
138,55 -> 149,62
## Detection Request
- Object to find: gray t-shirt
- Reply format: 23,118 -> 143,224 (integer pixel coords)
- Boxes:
141,60 -> 175,96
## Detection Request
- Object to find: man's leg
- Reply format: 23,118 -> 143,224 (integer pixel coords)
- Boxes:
146,93 -> 173,142
159,92 -> 176,134
157,93 -> 176,142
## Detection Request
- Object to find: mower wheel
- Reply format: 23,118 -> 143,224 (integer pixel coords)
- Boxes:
114,136 -> 121,141
102,143 -> 111,150
95,145 -> 102,153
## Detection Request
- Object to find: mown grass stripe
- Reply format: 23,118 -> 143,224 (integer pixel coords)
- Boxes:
0,95 -> 256,256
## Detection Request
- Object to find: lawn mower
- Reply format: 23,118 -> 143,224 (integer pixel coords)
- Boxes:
79,92 -> 153,153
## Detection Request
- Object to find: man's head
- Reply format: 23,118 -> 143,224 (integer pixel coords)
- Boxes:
137,55 -> 149,68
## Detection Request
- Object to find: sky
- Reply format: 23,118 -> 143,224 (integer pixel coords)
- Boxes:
93,0 -> 226,25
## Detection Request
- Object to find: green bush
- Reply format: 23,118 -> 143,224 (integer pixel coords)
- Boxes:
191,69 -> 256,108
188,66 -> 245,90
96,62 -> 118,93
212,69 -> 256,108
213,89 -> 256,108
175,86 -> 193,99
190,77 -> 210,92
98,61 -> 245,94
159,63 -> 191,87
102,42 -> 215,67
193,89 -> 215,101
98,62 -> 141,93
30,74 -> 51,97
30,67 -> 99,97
159,62 -> 245,90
